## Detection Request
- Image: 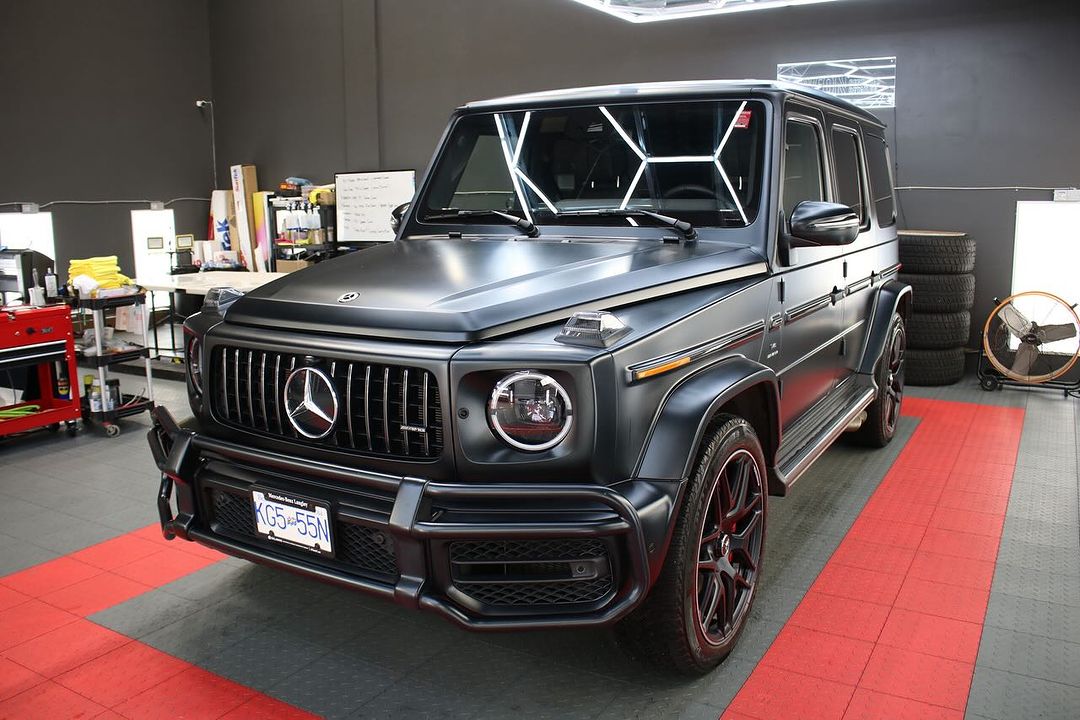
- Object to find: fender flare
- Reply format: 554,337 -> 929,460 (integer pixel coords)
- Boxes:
858,279 -> 913,375
635,356 -> 781,482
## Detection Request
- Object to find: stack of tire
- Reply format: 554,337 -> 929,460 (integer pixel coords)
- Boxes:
897,231 -> 976,386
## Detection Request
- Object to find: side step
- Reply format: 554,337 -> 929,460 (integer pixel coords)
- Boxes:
771,381 -> 876,495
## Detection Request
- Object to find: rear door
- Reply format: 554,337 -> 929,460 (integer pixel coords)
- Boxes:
763,107 -> 847,427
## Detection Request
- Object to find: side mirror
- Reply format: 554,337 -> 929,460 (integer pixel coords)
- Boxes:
788,201 -> 860,248
390,202 -> 410,233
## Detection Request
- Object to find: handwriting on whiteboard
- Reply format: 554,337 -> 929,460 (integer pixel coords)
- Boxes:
336,171 -> 416,242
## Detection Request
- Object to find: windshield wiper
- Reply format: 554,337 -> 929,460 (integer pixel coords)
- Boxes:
424,209 -> 539,238
548,209 -> 697,240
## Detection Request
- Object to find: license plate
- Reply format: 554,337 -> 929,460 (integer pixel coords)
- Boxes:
252,488 -> 333,556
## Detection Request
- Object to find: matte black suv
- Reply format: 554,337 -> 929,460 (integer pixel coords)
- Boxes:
149,80 -> 910,674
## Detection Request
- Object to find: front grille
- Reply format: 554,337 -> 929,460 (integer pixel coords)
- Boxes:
209,346 -> 443,459
461,578 -> 613,606
207,488 -> 398,580
449,538 -> 614,608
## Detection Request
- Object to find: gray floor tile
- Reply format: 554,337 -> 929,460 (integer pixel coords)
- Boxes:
92,589 -> 205,639
976,626 -> 1080,687
985,593 -> 1080,644
269,650 -> 403,720
1000,518 -> 1079,550
967,667 -> 1080,720
994,539 -> 1080,576
0,532 -> 59,574
990,564 -> 1080,607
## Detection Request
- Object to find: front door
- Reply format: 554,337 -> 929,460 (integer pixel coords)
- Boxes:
762,110 -> 847,428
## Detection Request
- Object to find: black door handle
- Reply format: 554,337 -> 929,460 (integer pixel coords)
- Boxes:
830,288 -> 845,304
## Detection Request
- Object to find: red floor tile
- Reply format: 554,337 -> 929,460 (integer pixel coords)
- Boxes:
40,572 -> 152,617
893,577 -> 989,624
907,552 -> 996,592
929,507 -> 1005,538
936,488 -> 1009,516
727,665 -> 855,720
859,645 -> 973,710
111,548 -> 218,588
1,618 -> 130,679
0,657 -> 45,702
859,495 -> 937,526
843,687 -> 963,720
847,516 -> 927,549
219,695 -> 319,720
0,585 -> 30,614
918,527 -> 1000,563
788,593 -> 892,643
0,678 -> 107,719
55,641 -> 190,707
760,625 -> 874,685
811,564 -> 905,606
0,557 -> 103,598
114,666 -> 254,720
955,444 -> 1018,468
0,599 -> 80,652
876,608 -> 983,663
829,537 -> 916,576
69,535 -> 164,572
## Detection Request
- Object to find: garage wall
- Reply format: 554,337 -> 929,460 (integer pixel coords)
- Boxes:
0,0 -> 214,275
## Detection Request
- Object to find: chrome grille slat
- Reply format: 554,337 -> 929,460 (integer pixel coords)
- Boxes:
273,355 -> 282,433
364,365 -> 372,451
421,372 -> 430,455
382,366 -> 391,451
232,348 -> 241,420
401,368 -> 410,456
259,352 -> 267,431
346,364 -> 355,449
210,346 -> 442,459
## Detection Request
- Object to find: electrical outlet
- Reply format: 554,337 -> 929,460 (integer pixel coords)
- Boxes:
1053,188 -> 1080,202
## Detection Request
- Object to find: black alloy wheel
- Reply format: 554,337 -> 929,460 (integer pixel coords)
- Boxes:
616,415 -> 767,675
882,320 -> 906,436
694,447 -> 764,645
852,314 -> 906,447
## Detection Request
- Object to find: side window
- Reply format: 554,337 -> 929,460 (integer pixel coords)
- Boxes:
865,135 -> 896,227
831,128 -> 867,226
783,120 -> 826,217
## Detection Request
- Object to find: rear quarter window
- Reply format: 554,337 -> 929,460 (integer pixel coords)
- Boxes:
831,127 -> 867,227
866,134 -> 896,227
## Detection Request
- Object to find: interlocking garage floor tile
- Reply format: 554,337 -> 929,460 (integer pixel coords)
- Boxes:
0,678 -> 108,719
114,665 -> 255,720
966,667 -> 1080,720
0,599 -> 79,651
727,664 -> 855,720
1,617 -> 130,677
268,650 -> 403,719
876,608 -> 983,663
0,657 -> 45,702
984,593 -> 1080,643
988,564 -> 1080,606
54,640 -> 189,707
975,626 -> 1080,687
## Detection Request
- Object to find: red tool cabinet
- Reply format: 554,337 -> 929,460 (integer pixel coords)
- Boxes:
0,304 -> 81,437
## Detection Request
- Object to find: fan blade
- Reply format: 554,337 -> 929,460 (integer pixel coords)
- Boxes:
1000,303 -> 1032,338
1011,342 -> 1039,376
1036,323 -> 1078,343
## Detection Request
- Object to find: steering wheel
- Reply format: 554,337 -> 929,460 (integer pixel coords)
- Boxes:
663,184 -> 714,200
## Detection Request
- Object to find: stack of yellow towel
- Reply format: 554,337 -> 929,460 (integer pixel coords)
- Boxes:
68,256 -> 132,290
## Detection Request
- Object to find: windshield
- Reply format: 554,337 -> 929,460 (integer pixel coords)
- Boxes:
419,99 -> 766,229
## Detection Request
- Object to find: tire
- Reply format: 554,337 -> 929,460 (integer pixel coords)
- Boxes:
899,272 -> 975,313
898,231 -> 975,274
616,415 -> 766,675
852,314 -> 905,447
907,310 -> 971,349
906,347 -> 966,386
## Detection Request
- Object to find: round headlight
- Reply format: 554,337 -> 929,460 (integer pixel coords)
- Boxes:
488,371 -> 573,452
187,337 -> 203,395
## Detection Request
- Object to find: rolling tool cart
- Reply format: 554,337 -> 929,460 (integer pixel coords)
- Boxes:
0,304 -> 81,438
72,291 -> 155,437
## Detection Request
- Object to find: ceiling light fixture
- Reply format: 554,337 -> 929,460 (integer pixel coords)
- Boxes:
569,0 -> 847,23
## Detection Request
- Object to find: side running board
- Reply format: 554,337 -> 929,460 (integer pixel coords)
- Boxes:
772,384 -> 876,495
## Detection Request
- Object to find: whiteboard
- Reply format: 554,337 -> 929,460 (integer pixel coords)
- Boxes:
0,212 -> 56,262
336,170 -> 416,242
1013,201 -> 1080,302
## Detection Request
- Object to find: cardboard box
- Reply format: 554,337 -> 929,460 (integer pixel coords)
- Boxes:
230,164 -> 259,271
276,259 -> 313,273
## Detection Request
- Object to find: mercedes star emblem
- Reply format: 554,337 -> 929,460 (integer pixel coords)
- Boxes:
337,291 -> 360,303
283,367 -> 339,439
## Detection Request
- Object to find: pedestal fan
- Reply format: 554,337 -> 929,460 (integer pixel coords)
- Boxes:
979,291 -> 1080,397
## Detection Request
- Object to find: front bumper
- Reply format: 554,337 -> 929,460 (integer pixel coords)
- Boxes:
148,407 -> 670,630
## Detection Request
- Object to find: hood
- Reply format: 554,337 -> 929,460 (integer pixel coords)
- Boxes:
225,237 -> 767,342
